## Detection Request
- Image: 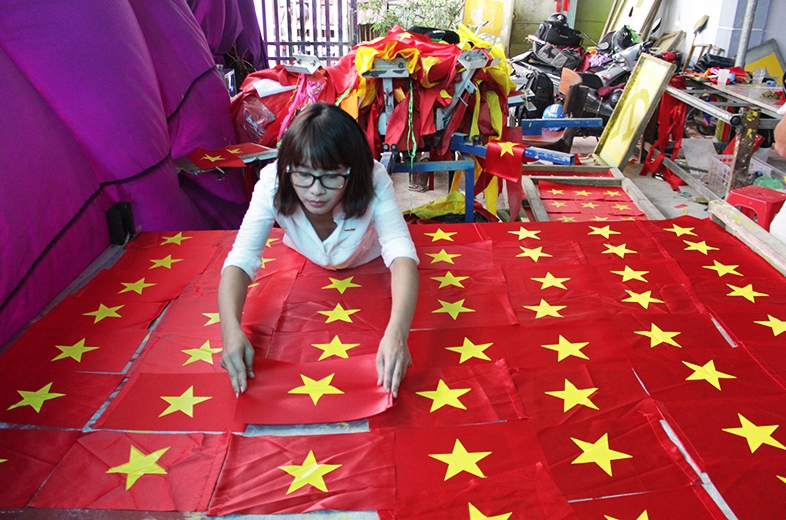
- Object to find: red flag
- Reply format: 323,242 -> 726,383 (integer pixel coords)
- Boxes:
130,332 -> 269,374
32,295 -> 165,332
29,431 -> 228,511
408,325 -> 517,368
408,223 -> 485,247
392,421 -> 558,514
569,486 -> 726,520
266,330 -> 382,364
0,326 -> 147,373
107,243 -> 218,290
709,305 -> 786,348
286,270 -> 391,303
275,297 -> 391,333
0,368 -> 122,428
93,372 -> 245,432
616,312 -> 736,354
628,346 -> 786,404
187,146 -> 246,169
537,399 -> 696,500
123,230 -> 225,251
419,265 -> 508,298
73,266 -> 192,302
0,429 -> 80,507
223,142 -> 273,156
154,294 -> 224,340
207,430 -> 395,515
411,292 -> 519,330
380,461 -> 579,520
511,361 -> 650,433
490,238 -> 586,267
415,241 -> 494,271
235,355 -> 392,425
369,359 -> 525,429
484,140 -> 524,182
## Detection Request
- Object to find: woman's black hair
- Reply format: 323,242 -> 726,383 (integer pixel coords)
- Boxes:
275,103 -> 375,219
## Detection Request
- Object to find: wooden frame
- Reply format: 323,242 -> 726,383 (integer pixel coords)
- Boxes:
521,176 -> 665,222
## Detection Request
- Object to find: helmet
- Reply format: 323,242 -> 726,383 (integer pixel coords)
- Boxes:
543,103 -> 566,131
547,13 -> 568,26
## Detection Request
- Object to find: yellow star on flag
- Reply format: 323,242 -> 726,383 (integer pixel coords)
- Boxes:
160,232 -> 192,245
426,249 -> 461,264
266,237 -> 280,247
582,202 -> 599,209
549,188 -> 564,195
446,337 -> 493,363
532,272 -> 570,290
754,315 -> 786,336
260,257 -> 276,268
149,255 -> 183,269
508,227 -> 541,240
683,240 -> 719,255
664,224 -> 696,237
779,475 -> 786,485
469,503 -> 512,520
201,154 -> 224,163
0,459 -> 6,464
588,225 -> 620,239
605,511 -> 649,520
602,243 -> 637,258
203,312 -> 220,326
559,216 -> 576,222
83,303 -> 123,324
431,271 -> 469,288
593,216 -> 609,221
311,335 -> 360,360
433,299 -> 475,320
7,382 -> 65,412
322,276 -> 361,294
571,433 -> 632,476
119,277 -> 156,295
417,379 -> 471,412
604,190 -> 622,197
318,303 -> 360,323
107,445 -> 169,490
610,265 -> 649,282
182,340 -> 222,365
622,290 -> 664,309
634,323 -> 682,348
683,360 -> 735,390
703,260 -> 742,277
279,450 -> 341,494
517,246 -> 552,261
523,299 -> 566,318
497,141 -> 516,156
726,283 -> 768,303
159,386 -> 212,417
551,201 -> 568,208
52,338 -> 99,362
541,335 -> 590,361
288,374 -> 344,404
424,228 -> 457,242
545,379 -> 598,412
429,439 -> 491,480
574,190 -> 591,197
723,413 -> 786,453
226,148 -> 242,154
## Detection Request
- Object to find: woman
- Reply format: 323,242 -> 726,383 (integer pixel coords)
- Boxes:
218,103 -> 419,399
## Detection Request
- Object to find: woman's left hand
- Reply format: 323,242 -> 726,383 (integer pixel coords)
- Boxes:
376,329 -> 412,398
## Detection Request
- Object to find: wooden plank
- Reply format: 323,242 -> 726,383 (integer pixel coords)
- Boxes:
521,177 -> 550,222
709,200 -> 786,276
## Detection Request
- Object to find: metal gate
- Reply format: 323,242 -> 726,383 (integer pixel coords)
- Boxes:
253,0 -> 360,66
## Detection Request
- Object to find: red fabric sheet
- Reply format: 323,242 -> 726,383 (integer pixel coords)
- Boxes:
208,431 -> 395,515
568,486 -> 726,520
29,431 -> 228,511
32,295 -> 165,332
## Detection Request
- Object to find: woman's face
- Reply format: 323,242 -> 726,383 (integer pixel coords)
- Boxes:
289,164 -> 349,218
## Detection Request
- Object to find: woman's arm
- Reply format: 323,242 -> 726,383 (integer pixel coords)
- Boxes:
377,256 -> 419,397
218,265 -> 255,395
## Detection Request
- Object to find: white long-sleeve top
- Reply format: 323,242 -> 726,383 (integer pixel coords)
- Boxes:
223,160 -> 419,279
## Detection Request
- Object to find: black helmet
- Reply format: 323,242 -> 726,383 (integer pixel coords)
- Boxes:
547,13 -> 568,26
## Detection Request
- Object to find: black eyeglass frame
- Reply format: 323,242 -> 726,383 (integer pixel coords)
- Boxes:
288,168 -> 351,190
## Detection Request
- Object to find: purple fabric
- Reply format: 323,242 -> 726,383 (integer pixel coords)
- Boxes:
187,0 -> 265,67
0,0 -> 250,346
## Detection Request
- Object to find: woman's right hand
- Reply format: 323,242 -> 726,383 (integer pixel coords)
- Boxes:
220,327 -> 256,396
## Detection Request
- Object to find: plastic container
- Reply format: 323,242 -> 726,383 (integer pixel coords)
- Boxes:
706,155 -> 773,197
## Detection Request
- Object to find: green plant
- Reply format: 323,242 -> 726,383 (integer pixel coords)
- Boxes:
362,0 -> 464,34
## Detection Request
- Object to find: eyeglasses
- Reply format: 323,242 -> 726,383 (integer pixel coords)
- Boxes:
288,168 -> 350,190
